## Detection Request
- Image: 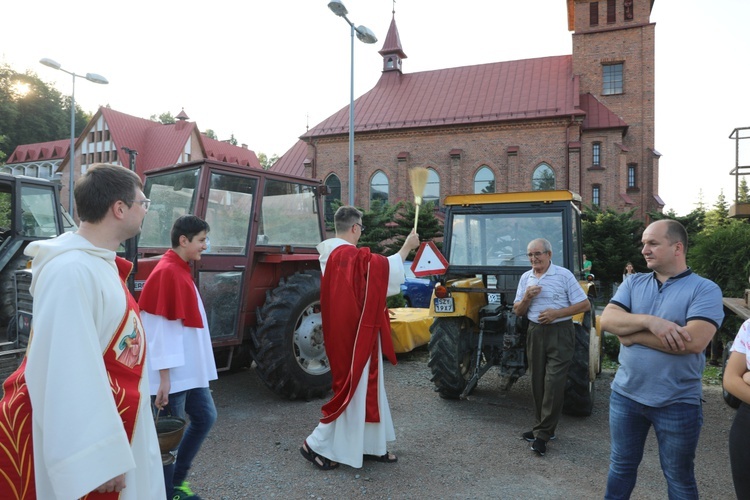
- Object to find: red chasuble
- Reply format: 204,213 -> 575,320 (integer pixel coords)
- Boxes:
319,245 -> 397,424
138,249 -> 203,328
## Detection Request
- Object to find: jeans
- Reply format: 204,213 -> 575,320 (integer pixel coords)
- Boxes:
605,391 -> 702,500
155,387 -> 217,499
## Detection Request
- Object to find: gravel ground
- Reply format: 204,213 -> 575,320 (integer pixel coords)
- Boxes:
187,347 -> 737,499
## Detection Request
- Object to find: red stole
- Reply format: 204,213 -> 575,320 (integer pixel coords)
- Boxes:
319,245 -> 396,424
0,257 -> 146,499
138,249 -> 203,328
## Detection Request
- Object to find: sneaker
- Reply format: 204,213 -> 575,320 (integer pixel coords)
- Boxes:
173,481 -> 202,500
522,431 -> 555,442
531,438 -> 547,456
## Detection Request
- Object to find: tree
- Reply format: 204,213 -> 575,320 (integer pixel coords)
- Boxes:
258,152 -> 279,170
702,189 -> 731,235
581,206 -> 644,284
203,129 -> 217,140
738,178 -> 750,203
228,134 -> 238,146
0,64 -> 87,159
149,112 -> 175,124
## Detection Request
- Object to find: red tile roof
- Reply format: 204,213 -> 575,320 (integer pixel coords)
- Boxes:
302,55 -> 584,139
579,93 -> 627,131
7,139 -> 68,164
202,136 -> 261,168
67,107 -> 261,177
272,140 -> 309,177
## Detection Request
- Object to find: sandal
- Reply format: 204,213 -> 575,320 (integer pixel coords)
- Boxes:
364,452 -> 398,463
300,441 -> 339,470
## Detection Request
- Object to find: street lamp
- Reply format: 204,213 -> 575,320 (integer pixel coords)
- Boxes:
327,0 -> 377,206
40,58 -> 108,219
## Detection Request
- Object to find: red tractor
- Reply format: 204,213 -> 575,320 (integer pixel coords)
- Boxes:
134,159 -> 330,399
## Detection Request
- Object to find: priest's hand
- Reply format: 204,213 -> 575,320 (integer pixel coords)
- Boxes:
94,473 -> 126,493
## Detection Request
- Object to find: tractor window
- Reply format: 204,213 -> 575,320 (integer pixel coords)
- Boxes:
141,168 -> 200,248
259,180 -> 323,247
0,188 -> 10,231
199,270 -> 242,339
20,185 -> 60,237
450,211 -> 564,268
203,173 -> 256,254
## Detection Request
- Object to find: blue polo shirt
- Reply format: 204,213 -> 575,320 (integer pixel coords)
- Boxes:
609,269 -> 724,407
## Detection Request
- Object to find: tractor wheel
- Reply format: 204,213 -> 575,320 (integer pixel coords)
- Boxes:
562,322 -> 595,417
427,317 -> 475,399
254,270 -> 331,400
0,251 -> 31,328
723,340 -> 741,409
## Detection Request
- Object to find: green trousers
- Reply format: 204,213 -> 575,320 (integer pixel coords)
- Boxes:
526,319 -> 575,441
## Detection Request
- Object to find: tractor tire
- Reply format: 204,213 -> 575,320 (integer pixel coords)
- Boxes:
562,322 -> 594,417
723,340 -> 741,409
0,251 -> 31,328
253,270 -> 331,400
427,317 -> 475,399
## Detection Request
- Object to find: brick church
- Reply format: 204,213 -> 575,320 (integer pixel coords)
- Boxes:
272,0 -> 662,222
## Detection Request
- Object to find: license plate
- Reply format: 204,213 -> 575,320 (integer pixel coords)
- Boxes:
487,293 -> 500,304
434,297 -> 454,313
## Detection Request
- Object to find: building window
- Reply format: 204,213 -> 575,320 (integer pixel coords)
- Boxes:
607,0 -> 616,23
602,63 -> 623,95
592,142 -> 601,167
324,174 -> 341,223
592,185 -> 601,206
89,132 -> 95,142
370,171 -> 389,203
104,130 -> 111,141
104,151 -> 110,162
627,164 -> 637,188
590,2 -> 599,26
532,163 -> 556,191
112,149 -> 118,163
423,168 -> 440,206
624,0 -> 634,20
474,166 -> 495,194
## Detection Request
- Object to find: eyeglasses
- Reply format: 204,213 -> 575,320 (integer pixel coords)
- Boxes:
129,199 -> 151,210
354,222 -> 366,232
526,251 -> 548,258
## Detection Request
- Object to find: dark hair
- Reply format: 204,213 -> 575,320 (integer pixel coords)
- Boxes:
662,219 -> 689,252
74,163 -> 143,223
171,215 -> 210,248
334,206 -> 363,234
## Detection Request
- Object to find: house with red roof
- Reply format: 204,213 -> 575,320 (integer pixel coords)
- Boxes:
3,107 -> 261,216
273,0 -> 662,222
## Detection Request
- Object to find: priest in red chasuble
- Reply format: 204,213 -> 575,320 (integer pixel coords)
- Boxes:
300,206 -> 420,470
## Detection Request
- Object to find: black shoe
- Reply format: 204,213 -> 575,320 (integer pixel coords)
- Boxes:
531,438 -> 546,456
522,431 -> 555,442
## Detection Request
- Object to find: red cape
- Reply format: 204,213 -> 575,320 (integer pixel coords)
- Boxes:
320,244 -> 396,424
138,249 -> 203,328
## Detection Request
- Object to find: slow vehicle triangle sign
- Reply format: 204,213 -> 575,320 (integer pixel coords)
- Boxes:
411,241 -> 448,277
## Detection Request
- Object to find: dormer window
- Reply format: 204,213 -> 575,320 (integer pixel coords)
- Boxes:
386,58 -> 394,69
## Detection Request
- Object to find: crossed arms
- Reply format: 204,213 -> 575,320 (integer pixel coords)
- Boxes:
600,303 -> 716,354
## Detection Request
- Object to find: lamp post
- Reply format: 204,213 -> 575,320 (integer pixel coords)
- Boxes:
40,58 -> 108,219
327,0 -> 377,206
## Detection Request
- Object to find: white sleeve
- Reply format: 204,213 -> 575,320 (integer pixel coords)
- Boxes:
386,254 -> 407,297
141,311 -> 186,370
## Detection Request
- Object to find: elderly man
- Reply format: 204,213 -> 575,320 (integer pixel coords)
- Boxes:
513,238 -> 590,457
602,219 -> 723,499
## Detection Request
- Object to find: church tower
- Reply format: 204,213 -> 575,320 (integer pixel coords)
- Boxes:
378,14 -> 407,73
570,0 -> 661,215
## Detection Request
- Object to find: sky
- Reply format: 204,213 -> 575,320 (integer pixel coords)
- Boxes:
3,0 -> 749,216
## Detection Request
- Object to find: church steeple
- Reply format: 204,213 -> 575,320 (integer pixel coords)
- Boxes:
378,14 -> 407,73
